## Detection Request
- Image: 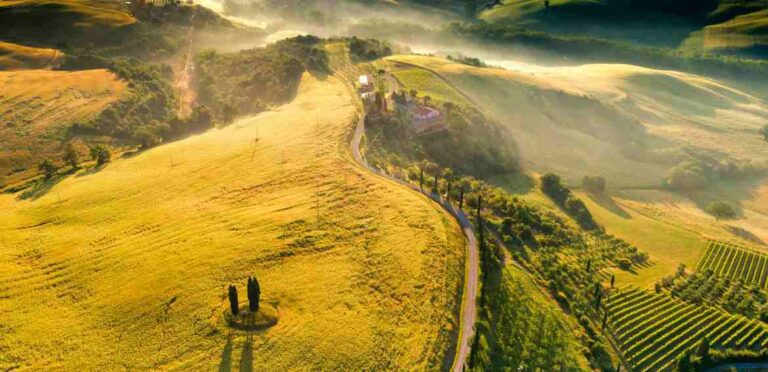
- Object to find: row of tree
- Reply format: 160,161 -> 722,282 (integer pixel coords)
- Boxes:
38,144 -> 111,180
227,276 -> 261,316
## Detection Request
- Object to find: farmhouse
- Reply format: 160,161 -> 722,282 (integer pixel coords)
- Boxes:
412,105 -> 446,134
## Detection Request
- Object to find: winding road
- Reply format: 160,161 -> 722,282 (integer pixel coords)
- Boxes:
349,112 -> 479,372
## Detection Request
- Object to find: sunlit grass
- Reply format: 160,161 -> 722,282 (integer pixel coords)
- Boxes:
0,74 -> 464,370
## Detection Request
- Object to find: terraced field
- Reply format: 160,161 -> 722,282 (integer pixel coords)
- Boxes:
697,241 -> 768,288
0,73 -> 465,370
608,287 -> 768,371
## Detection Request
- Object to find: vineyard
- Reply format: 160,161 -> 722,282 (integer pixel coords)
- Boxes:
697,241 -> 768,289
608,287 -> 768,371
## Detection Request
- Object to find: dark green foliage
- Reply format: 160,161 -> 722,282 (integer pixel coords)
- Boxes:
685,348 -> 768,370
706,201 -> 738,220
697,337 -> 711,364
38,159 -> 57,180
247,276 -> 261,312
89,145 -> 111,166
194,36 -> 328,124
62,143 -> 79,169
582,175 -> 606,193
228,285 -> 239,316
676,350 -> 693,372
446,54 -> 486,67
540,173 -> 599,230
348,37 -> 392,62
66,58 -> 177,145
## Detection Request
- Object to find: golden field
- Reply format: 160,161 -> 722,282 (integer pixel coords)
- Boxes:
0,0 -> 136,27
0,73 -> 465,369
0,69 -> 125,185
0,41 -> 61,70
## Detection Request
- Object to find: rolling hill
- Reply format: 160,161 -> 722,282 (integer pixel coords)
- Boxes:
0,69 -> 126,185
479,0 -> 768,57
0,73 -> 465,370
0,41 -> 61,70
385,55 -> 768,188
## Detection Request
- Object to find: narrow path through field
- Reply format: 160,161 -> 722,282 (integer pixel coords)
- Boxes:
349,112 -> 479,372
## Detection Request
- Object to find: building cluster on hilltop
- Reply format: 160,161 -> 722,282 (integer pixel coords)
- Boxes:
357,73 -> 447,135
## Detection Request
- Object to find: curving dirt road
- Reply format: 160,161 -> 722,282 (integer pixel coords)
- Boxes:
349,113 -> 479,372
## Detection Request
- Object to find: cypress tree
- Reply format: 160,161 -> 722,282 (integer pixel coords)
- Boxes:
602,309 -> 608,331
434,170 -> 440,196
595,290 -> 602,311
697,336 -> 710,364
610,274 -> 615,288
446,180 -> 452,201
459,186 -> 464,209
228,285 -> 239,316
254,276 -> 261,311
419,168 -> 424,190
586,259 -> 591,273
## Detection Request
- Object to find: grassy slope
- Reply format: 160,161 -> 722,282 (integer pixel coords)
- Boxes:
577,191 -> 707,287
0,74 -> 465,370
0,41 -> 61,70
0,69 -> 126,185
0,0 -> 136,28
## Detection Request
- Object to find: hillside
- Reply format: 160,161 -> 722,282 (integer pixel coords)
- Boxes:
0,69 -> 126,185
0,73 -> 465,370
478,0 -> 768,57
385,55 -> 768,187
0,41 -> 61,70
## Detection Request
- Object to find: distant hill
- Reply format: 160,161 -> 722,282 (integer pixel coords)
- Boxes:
478,0 -> 768,58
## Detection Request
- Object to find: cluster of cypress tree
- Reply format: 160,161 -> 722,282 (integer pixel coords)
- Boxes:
228,275 -> 261,316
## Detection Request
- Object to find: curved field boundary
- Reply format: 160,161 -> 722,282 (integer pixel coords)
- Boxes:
697,240 -> 768,289
349,104 -> 479,371
609,287 -> 768,371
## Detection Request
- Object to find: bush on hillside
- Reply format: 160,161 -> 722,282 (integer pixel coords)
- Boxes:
348,37 -> 393,62
89,145 -> 111,166
706,201 -> 738,220
541,173 -> 599,230
666,161 -> 709,190
582,175 -> 606,193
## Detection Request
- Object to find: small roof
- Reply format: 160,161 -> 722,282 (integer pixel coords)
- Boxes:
358,74 -> 373,86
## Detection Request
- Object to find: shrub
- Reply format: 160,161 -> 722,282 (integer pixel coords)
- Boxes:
581,175 -> 606,193
38,159 -> 57,179
89,145 -> 111,166
706,201 -> 738,220
666,161 -> 709,190
61,143 -> 79,169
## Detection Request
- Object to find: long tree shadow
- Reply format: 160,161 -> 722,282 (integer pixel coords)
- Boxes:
587,192 -> 631,219
17,167 -> 79,201
239,334 -> 254,372
218,335 -> 234,372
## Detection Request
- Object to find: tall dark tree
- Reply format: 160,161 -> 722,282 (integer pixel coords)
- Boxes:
610,274 -> 615,288
446,180 -> 452,201
62,143 -> 79,169
38,159 -> 57,180
602,309 -> 609,331
247,277 -> 261,312
697,336 -> 711,364
433,170 -> 440,196
419,168 -> 424,190
228,285 -> 239,316
586,259 -> 591,273
677,350 -> 693,372
459,186 -> 465,209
